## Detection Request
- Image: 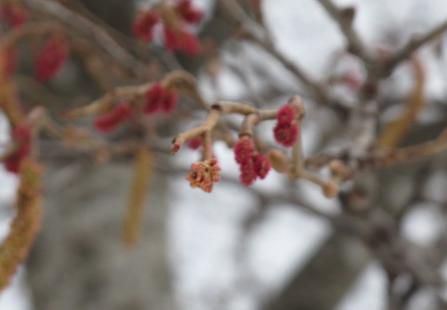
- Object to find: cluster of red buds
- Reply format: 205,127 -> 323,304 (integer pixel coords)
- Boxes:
132,10 -> 160,42
273,103 -> 301,147
4,124 -> 32,173
34,35 -> 69,82
94,83 -> 178,133
187,136 -> 202,150
0,3 -> 28,29
132,0 -> 203,55
170,97 -> 310,193
234,136 -> 271,186
144,83 -> 177,114
176,0 -> 203,24
94,102 -> 133,133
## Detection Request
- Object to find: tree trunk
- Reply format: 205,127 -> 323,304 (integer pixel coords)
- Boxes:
27,163 -> 174,310
263,233 -> 369,310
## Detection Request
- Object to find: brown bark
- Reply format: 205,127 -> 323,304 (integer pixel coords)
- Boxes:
263,234 -> 369,310
27,163 -> 173,310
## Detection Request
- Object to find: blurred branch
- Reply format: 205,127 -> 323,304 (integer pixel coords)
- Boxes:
219,0 -> 349,115
317,0 -> 372,65
0,160 -> 42,291
246,35 -> 331,102
385,19 -> 447,74
378,57 -> 426,148
68,0 -> 182,72
21,0 -> 148,77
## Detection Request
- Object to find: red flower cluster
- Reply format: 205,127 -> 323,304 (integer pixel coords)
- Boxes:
4,125 -> 32,173
253,154 -> 270,179
0,4 -> 28,28
94,102 -> 133,133
144,83 -> 177,114
132,10 -> 160,42
93,82 -> 178,134
34,36 -> 69,82
163,28 -> 201,55
132,1 -> 202,55
187,137 -> 203,150
187,158 -> 220,193
234,136 -> 271,186
273,103 -> 299,147
175,0 -> 203,24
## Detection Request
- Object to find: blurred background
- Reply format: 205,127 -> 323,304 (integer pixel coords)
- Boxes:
1,0 -> 447,309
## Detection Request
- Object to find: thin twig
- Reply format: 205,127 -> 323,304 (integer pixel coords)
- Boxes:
385,19 -> 447,74
317,0 -> 372,64
172,107 -> 221,152
246,34 -> 330,102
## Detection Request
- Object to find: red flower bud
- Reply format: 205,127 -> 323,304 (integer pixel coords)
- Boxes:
35,36 -> 69,82
164,27 -> 201,55
187,137 -> 202,150
171,142 -> 181,154
164,27 -> 179,51
144,83 -> 177,115
178,30 -> 201,55
234,136 -> 255,164
160,91 -> 177,113
253,153 -> 270,179
94,102 -> 133,133
240,161 -> 257,186
176,0 -> 203,24
234,137 -> 270,185
274,102 -> 300,147
0,4 -> 28,28
276,103 -> 297,125
273,122 -> 299,147
144,83 -> 164,114
4,124 -> 32,173
132,10 -> 160,42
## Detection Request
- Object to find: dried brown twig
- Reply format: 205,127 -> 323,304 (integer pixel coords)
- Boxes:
317,0 -> 372,65
384,19 -> 447,75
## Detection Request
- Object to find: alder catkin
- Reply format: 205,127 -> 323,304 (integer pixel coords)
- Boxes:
0,160 -> 42,291
122,148 -> 153,247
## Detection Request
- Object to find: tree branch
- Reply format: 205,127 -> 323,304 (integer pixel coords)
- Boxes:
317,0 -> 372,64
385,19 -> 447,74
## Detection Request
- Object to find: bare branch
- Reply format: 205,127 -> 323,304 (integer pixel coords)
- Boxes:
385,19 -> 447,74
219,0 -> 348,113
317,0 -> 372,64
246,34 -> 330,102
